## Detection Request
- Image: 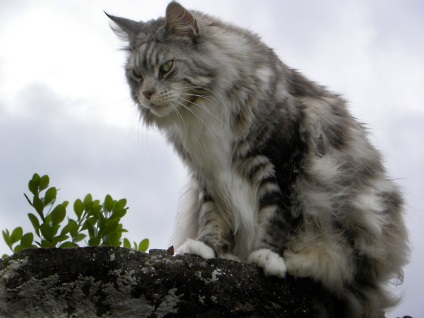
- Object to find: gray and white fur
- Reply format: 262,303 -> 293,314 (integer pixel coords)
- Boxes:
107,3 -> 409,317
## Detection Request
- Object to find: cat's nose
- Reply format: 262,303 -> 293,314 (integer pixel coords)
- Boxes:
143,90 -> 154,100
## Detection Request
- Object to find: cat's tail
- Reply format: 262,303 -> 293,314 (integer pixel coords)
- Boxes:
340,233 -> 409,318
340,272 -> 404,318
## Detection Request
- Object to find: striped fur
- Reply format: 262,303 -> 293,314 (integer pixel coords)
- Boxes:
108,3 -> 409,317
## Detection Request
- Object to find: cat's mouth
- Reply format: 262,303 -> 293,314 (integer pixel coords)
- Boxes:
141,101 -> 174,118
138,91 -> 200,119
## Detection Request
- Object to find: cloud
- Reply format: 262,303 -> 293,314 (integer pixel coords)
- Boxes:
0,82 -> 185,252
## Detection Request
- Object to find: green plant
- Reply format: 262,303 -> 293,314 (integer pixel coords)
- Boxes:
2,173 -> 149,258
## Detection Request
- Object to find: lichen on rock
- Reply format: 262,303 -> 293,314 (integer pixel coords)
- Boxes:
0,247 -> 341,317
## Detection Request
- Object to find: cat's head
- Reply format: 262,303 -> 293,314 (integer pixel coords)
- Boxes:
107,2 -> 217,126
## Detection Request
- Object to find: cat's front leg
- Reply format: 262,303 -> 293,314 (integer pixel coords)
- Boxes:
177,190 -> 231,259
247,204 -> 288,278
242,157 -> 292,277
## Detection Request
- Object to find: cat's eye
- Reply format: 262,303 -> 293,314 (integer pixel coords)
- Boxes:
160,60 -> 174,75
131,68 -> 143,81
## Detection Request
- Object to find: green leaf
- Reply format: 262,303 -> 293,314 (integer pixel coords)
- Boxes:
40,239 -> 53,248
44,187 -> 57,206
2,229 -> 11,246
45,212 -> 52,225
85,216 -> 97,226
27,213 -> 40,236
115,199 -> 127,210
33,196 -> 44,217
20,232 -> 34,248
106,232 -> 121,246
62,219 -> 78,237
62,201 -> 69,209
97,213 -> 106,229
39,175 -> 50,192
14,244 -> 23,253
91,205 -> 102,219
73,233 -> 86,243
73,199 -> 84,219
28,181 -> 37,195
102,219 -> 119,235
104,194 -> 114,212
10,227 -> 23,244
52,224 -> 61,237
83,216 -> 97,228
52,234 -> 69,246
51,204 -> 66,225
83,194 -> 93,209
112,208 -> 127,219
123,238 -> 131,249
88,237 -> 100,247
138,238 -> 149,252
59,241 -> 78,248
69,219 -> 79,236
40,223 -> 53,241
28,174 -> 40,195
60,223 -> 70,236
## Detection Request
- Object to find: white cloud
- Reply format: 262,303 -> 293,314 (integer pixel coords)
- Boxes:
0,82 -> 185,250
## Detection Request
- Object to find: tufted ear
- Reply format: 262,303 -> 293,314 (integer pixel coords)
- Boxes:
165,2 -> 199,37
105,12 -> 143,44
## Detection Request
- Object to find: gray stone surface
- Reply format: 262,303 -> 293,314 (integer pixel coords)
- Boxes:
0,247 -> 341,317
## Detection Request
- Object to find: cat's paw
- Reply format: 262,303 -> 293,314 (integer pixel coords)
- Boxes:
177,239 -> 215,259
248,249 -> 286,278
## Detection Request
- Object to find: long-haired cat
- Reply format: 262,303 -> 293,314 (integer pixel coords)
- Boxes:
107,2 -> 409,317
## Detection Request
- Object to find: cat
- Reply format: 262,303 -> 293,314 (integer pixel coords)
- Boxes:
107,2 -> 409,317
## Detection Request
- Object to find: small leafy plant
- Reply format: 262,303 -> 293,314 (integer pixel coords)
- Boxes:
2,173 -> 149,258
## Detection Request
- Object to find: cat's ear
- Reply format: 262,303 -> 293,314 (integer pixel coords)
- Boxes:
105,12 -> 142,44
165,2 -> 199,37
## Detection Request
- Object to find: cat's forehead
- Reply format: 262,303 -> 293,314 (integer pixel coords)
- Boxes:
145,43 -> 168,64
128,21 -> 187,68
132,18 -> 166,47
128,39 -> 171,69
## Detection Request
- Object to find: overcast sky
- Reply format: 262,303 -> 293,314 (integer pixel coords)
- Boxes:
0,0 -> 423,316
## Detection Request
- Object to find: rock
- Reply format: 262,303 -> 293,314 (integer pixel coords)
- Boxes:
0,247 -> 342,317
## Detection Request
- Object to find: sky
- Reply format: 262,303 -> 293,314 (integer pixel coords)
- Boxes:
0,0 -> 423,316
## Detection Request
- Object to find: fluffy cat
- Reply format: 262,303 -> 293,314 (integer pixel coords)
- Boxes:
107,2 -> 409,317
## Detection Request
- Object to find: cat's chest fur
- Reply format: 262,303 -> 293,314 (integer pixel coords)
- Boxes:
166,109 -> 257,256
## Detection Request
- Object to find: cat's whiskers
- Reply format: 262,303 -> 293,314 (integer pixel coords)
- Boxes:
180,92 -> 216,106
173,98 -> 209,128
177,96 -> 225,128
168,101 -> 187,133
179,86 -> 227,121
179,85 -> 223,109
179,92 -> 224,115
180,85 -> 217,98
178,94 -> 225,125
